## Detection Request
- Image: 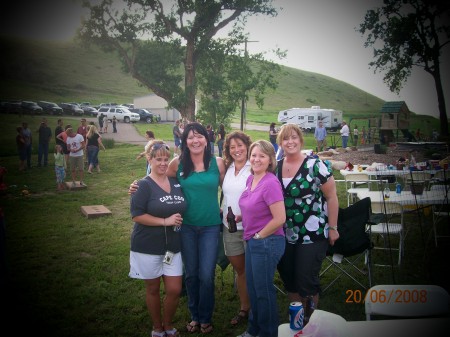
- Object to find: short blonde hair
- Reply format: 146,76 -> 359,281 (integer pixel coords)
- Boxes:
145,140 -> 171,159
276,123 -> 304,146
248,140 -> 277,174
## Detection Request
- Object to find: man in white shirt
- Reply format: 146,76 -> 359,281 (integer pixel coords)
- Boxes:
66,127 -> 86,187
340,121 -> 350,149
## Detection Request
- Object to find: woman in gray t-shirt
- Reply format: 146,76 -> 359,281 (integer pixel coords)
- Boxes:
129,140 -> 187,337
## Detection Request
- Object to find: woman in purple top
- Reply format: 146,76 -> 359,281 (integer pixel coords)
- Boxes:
237,140 -> 286,337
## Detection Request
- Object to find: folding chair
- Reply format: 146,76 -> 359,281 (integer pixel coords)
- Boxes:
405,171 -> 432,190
345,173 -> 370,206
369,201 -> 405,266
365,284 -> 450,320
320,197 -> 373,292
430,184 -> 450,247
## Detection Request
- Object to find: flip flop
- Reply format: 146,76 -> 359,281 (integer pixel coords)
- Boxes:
186,321 -> 200,333
230,310 -> 249,326
200,323 -> 213,334
165,328 -> 179,337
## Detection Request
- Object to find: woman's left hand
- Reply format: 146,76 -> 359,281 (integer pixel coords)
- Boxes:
328,229 -> 339,246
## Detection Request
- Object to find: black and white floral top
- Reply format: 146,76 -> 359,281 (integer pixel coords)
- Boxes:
276,156 -> 333,244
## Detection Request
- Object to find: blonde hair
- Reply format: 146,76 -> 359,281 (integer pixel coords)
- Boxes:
145,140 -> 171,159
248,140 -> 277,174
276,123 -> 304,146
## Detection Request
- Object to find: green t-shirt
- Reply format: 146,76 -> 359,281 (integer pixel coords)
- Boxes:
177,157 -> 221,226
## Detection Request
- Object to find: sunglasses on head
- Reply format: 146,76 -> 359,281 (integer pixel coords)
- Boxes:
152,143 -> 170,151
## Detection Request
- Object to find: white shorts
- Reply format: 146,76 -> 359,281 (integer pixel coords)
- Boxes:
129,251 -> 183,279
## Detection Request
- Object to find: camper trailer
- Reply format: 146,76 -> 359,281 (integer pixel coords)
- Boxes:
277,106 -> 343,131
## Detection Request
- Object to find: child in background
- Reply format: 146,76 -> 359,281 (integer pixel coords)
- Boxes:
103,118 -> 109,133
54,144 -> 66,190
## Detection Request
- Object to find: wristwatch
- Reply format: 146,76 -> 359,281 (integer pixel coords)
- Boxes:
254,232 -> 262,239
328,225 -> 338,231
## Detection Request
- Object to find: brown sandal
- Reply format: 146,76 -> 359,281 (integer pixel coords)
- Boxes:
186,321 -> 200,333
200,323 -> 213,334
230,310 -> 249,326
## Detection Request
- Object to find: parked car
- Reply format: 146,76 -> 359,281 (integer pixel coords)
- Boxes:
97,106 -> 140,123
79,103 -> 98,117
21,101 -> 43,115
60,103 -> 84,116
129,108 -> 160,123
37,101 -> 63,115
3,100 -> 22,114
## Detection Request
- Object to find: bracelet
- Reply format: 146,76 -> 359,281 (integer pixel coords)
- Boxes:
328,225 -> 338,231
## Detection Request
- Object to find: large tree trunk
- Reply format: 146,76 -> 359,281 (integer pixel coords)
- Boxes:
433,72 -> 449,138
184,39 -> 197,122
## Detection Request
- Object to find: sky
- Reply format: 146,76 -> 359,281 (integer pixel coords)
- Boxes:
1,0 -> 448,118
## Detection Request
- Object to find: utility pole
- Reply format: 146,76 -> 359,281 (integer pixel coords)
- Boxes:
240,39 -> 258,131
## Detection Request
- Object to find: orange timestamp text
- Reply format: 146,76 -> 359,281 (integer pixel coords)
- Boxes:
345,289 -> 428,304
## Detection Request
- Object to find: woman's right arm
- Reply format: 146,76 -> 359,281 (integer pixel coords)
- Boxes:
132,213 -> 183,228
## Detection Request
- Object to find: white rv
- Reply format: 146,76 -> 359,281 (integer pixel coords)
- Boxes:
277,106 -> 343,131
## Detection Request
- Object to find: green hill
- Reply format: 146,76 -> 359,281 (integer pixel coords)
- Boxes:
0,36 -> 436,128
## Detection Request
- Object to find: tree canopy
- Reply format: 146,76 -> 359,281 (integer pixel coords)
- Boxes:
78,0 -> 284,124
358,0 -> 450,137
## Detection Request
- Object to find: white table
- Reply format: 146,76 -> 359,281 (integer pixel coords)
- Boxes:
355,190 -> 446,206
278,310 -> 450,337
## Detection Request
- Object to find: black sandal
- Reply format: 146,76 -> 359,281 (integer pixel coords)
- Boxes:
230,310 -> 249,326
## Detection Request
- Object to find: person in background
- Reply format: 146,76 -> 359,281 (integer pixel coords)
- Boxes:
128,123 -> 226,334
98,113 -> 105,133
37,119 -> 52,167
66,127 -> 86,187
56,125 -> 72,164
22,122 -> 32,169
276,123 -> 339,327
103,117 -> 109,133
314,120 -> 327,152
16,126 -> 26,171
269,122 -> 278,153
77,118 -> 88,142
237,140 -> 286,337
112,116 -> 117,133
55,119 -> 66,153
54,144 -> 66,191
360,126 -> 366,145
206,124 -> 216,156
340,121 -> 349,149
86,125 -> 106,174
217,123 -> 226,158
136,130 -> 156,175
353,125 -> 359,146
172,119 -> 182,157
129,140 -> 187,337
221,131 -> 252,326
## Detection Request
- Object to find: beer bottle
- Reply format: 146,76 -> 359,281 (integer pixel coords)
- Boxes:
227,206 -> 237,233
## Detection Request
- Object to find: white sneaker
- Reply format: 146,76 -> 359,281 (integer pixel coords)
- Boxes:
236,332 -> 258,337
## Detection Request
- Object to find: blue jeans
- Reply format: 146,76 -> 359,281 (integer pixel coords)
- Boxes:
342,136 -> 349,148
87,146 -> 99,167
245,235 -> 285,337
181,224 -> 220,324
37,142 -> 49,166
217,139 -> 224,158
25,144 -> 32,168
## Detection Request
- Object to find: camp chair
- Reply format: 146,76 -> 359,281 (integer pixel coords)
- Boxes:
365,284 -> 450,320
320,197 -> 373,292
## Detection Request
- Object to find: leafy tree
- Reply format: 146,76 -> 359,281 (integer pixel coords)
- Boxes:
358,0 -> 450,137
78,0 -> 282,122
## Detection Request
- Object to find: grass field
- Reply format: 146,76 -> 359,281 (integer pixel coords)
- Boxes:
1,114 -> 448,336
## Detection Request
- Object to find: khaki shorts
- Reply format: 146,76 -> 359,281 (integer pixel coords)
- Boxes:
223,228 -> 245,256
69,156 -> 84,171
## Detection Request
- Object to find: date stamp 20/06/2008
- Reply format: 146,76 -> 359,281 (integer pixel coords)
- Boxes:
345,289 -> 429,304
